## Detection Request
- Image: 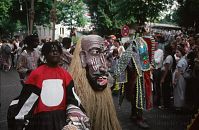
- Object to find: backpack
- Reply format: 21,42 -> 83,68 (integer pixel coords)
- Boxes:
3,44 -> 12,54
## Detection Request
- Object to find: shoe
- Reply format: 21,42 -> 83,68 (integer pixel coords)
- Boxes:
136,120 -> 149,129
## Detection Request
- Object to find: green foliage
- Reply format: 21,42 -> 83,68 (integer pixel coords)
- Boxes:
0,0 -> 12,20
0,0 -> 52,36
84,0 -> 121,35
0,0 -> 13,37
175,0 -> 199,32
57,0 -> 88,28
34,1 -> 52,25
85,0 -> 170,36
115,0 -> 170,25
0,0 -> 88,37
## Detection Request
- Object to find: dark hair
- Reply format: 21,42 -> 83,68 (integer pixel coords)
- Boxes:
62,37 -> 71,49
112,48 -> 118,55
62,37 -> 71,44
41,39 -> 46,43
41,42 -> 63,57
23,34 -> 39,46
176,44 -> 186,56
164,45 -> 173,60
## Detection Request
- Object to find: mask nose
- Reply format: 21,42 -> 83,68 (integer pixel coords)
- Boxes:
99,65 -> 108,74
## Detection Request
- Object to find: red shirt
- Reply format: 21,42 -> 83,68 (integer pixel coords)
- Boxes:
25,64 -> 72,114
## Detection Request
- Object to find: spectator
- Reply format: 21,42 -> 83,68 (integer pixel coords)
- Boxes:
160,45 -> 173,109
172,45 -> 187,110
1,39 -> 12,71
60,37 -> 73,70
16,34 -> 40,84
152,42 -> 164,107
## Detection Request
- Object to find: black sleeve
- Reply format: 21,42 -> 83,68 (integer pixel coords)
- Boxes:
8,84 -> 41,121
67,81 -> 81,107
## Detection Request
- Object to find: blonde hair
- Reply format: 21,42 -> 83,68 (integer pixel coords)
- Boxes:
68,38 -> 121,130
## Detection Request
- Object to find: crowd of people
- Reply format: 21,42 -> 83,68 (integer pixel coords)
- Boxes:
103,28 -> 199,128
0,27 -> 199,129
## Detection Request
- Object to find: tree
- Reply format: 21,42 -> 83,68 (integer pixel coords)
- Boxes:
175,0 -> 199,33
0,0 -> 88,38
84,0 -> 121,36
56,0 -> 88,29
85,0 -> 172,36
0,0 -> 12,37
114,0 -> 173,26
8,0 -> 52,32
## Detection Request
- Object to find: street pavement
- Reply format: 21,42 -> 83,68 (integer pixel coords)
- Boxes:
0,69 -> 194,130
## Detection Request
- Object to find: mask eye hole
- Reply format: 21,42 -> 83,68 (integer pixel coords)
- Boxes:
89,48 -> 101,55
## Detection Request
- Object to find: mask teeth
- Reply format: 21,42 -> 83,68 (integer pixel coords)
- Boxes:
97,76 -> 107,80
91,58 -> 98,71
100,54 -> 107,68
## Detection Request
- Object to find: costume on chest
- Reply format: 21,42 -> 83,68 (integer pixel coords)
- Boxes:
136,37 -> 153,109
115,41 -> 145,109
142,36 -> 156,65
115,37 -> 153,110
135,37 -> 150,71
25,65 -> 71,114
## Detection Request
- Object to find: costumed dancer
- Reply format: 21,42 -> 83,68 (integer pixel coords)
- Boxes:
135,37 -> 153,110
141,28 -> 156,110
68,35 -> 121,130
8,42 -> 90,130
134,27 -> 154,110
115,38 -> 150,128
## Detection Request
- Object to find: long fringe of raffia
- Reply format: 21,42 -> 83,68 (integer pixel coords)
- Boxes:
68,38 -> 121,130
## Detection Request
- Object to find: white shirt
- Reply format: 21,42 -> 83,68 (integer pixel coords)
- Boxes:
154,48 -> 164,69
161,55 -> 173,71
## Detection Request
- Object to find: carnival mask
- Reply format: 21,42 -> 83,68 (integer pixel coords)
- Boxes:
80,35 -> 108,91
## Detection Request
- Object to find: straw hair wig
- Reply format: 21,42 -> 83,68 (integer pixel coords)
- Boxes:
68,38 -> 121,130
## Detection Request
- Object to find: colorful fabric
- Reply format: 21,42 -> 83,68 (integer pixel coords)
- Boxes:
115,42 -> 145,109
114,43 -> 142,77
135,37 -> 153,110
135,37 -> 150,71
143,36 -> 156,64
25,65 -> 78,114
143,70 -> 153,109
136,75 -> 146,109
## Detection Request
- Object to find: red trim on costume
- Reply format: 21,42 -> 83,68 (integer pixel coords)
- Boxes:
144,71 -> 153,109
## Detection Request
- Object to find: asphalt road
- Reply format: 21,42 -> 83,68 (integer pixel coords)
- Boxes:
0,69 -> 194,130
